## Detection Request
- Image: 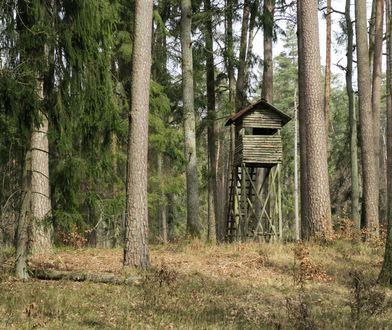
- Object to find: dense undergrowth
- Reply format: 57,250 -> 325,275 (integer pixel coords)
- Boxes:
0,240 -> 392,329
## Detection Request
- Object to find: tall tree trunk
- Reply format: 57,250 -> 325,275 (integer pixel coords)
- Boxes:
346,0 -> 360,226
297,0 -> 309,237
181,0 -> 201,238
297,0 -> 332,240
30,106 -> 52,254
15,151 -> 32,279
262,0 -> 274,102
153,0 -> 169,245
216,135 -> 226,240
244,0 -> 260,89
226,0 -> 236,110
378,0 -> 392,284
324,0 -> 332,131
204,0 -> 217,243
157,153 -> 167,244
123,0 -> 153,269
23,2 -> 53,255
294,89 -> 300,241
356,0 -> 379,236
235,0 -> 250,110
369,0 -> 377,65
255,0 -> 274,228
223,0 -> 236,239
15,0 -> 53,275
372,0 -> 384,224
167,192 -> 175,241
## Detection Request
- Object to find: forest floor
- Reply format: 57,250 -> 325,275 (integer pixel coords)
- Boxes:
1,239 -> 392,329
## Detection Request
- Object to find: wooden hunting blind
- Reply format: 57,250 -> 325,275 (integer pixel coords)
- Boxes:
225,99 -> 291,241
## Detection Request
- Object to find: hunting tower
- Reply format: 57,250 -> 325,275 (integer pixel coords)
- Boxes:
226,99 -> 291,241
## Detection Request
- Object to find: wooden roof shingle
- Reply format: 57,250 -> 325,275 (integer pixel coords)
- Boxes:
225,98 -> 291,126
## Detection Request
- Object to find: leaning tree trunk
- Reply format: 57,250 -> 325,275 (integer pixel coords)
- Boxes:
123,0 -> 153,269
356,0 -> 379,236
378,0 -> 392,285
297,0 -> 332,240
204,0 -> 217,243
181,0 -> 201,238
345,0 -> 360,226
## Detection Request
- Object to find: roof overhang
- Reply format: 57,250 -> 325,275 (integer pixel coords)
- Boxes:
225,98 -> 292,127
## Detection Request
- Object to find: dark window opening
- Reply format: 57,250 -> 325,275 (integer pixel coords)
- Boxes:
253,128 -> 278,135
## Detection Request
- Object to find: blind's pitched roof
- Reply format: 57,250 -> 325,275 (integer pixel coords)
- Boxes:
225,98 -> 291,126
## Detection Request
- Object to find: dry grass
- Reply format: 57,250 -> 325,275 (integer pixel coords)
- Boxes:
0,240 -> 392,329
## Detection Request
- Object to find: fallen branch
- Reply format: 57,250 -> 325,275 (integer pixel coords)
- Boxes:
30,269 -> 142,285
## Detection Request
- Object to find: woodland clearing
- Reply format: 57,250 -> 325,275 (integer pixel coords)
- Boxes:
1,240 -> 392,329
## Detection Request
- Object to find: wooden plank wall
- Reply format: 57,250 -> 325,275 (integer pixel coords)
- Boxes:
242,108 -> 282,129
243,135 -> 282,164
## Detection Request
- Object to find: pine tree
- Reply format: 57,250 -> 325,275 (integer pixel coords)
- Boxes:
297,0 -> 332,240
181,0 -> 201,238
123,0 -> 153,269
356,0 -> 379,236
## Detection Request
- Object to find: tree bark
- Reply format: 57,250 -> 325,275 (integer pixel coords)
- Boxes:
255,0 -> 275,228
244,0 -> 260,90
356,0 -> 379,236
30,104 -> 52,254
167,192 -> 175,241
324,0 -> 332,131
297,0 -> 309,238
181,0 -> 201,238
345,0 -> 360,226
297,0 -> 332,240
378,0 -> 392,285
123,0 -> 153,269
157,153 -> 167,244
15,151 -> 32,280
235,0 -> 250,111
294,90 -> 300,241
225,0 -> 237,239
372,0 -> 384,225
262,0 -> 274,102
204,0 -> 217,243
226,0 -> 236,110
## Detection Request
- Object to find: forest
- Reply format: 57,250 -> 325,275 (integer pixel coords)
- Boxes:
1,0 -> 392,328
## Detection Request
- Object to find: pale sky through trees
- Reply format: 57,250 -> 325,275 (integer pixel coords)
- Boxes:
252,0 -> 373,86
